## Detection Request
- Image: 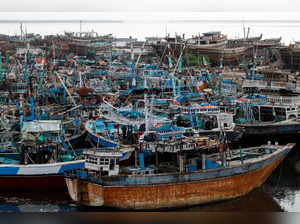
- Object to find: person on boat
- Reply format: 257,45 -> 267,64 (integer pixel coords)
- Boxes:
122,125 -> 127,140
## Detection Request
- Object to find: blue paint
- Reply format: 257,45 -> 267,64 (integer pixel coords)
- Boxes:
138,152 -> 145,169
117,151 -> 131,162
102,147 -> 291,186
58,162 -> 85,174
265,148 -> 271,154
0,167 -> 19,175
205,159 -> 220,169
187,165 -> 197,172
60,136 -> 69,153
0,204 -> 20,212
88,132 -> 117,148
130,63 -> 135,89
72,120 -> 80,136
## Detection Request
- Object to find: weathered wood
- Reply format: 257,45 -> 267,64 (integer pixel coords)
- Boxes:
65,144 -> 293,210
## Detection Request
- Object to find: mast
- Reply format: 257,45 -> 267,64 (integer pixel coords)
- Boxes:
130,40 -> 147,89
0,54 -> 2,81
55,72 -> 77,106
20,22 -> 23,40
80,20 -> 82,37
242,19 -> 245,40
170,43 -> 186,98
246,27 -> 250,40
218,56 -> 223,99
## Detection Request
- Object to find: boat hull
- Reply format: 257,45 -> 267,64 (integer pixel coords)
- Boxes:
0,175 -> 66,191
65,145 -> 292,210
237,122 -> 300,137
0,160 -> 85,191
66,131 -> 87,148
85,121 -> 117,147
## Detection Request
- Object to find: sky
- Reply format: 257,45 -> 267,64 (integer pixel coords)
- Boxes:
0,0 -> 299,12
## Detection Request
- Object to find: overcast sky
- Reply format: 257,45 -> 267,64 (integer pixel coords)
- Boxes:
0,0 -> 299,12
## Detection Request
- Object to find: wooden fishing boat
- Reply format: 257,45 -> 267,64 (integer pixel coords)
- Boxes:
0,119 -> 86,192
64,141 -> 295,210
253,37 -> 282,48
236,119 -> 300,137
234,96 -> 300,137
0,160 -> 85,191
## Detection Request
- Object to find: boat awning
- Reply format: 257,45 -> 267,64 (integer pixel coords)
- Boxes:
22,120 -> 61,133
195,105 -> 218,109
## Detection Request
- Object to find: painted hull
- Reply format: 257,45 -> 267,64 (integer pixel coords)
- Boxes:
186,47 -> 247,65
66,131 -> 87,148
85,121 -> 117,147
237,121 -> 300,136
65,144 -> 293,210
0,175 -> 66,191
0,160 -> 85,191
196,130 -> 236,142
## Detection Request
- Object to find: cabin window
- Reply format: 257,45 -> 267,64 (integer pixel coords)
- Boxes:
287,108 -> 290,111
88,156 -> 98,164
100,158 -> 105,165
275,107 -> 286,116
109,161 -> 115,170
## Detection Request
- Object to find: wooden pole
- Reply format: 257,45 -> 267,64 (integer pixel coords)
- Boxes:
202,153 -> 206,170
155,148 -> 159,167
135,146 -> 138,168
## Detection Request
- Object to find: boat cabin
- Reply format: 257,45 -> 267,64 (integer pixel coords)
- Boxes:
255,105 -> 299,121
120,167 -> 155,175
84,149 -> 123,176
236,103 -> 299,123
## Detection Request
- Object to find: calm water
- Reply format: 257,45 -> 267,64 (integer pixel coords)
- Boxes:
1,11 -> 300,212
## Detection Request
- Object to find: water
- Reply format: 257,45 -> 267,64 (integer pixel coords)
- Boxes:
0,11 -> 300,44
1,11 -> 300,212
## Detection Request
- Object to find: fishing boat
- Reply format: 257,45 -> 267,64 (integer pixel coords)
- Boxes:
0,120 -> 85,191
64,141 -> 295,210
234,94 -> 300,137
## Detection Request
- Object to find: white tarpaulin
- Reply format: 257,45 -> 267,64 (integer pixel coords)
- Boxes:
22,120 -> 61,133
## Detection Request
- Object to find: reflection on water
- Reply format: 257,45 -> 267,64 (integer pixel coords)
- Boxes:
184,188 -> 283,212
0,192 -> 76,213
262,142 -> 300,212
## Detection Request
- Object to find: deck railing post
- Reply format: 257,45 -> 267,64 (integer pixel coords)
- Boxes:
239,146 -> 244,165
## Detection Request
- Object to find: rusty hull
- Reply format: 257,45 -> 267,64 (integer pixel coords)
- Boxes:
65,152 -> 286,210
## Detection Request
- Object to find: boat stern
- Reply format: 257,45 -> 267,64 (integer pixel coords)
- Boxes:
64,169 -> 105,207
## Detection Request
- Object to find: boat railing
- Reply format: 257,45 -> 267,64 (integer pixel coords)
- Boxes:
265,95 -> 300,105
101,99 -> 146,126
270,81 -> 290,90
64,168 -> 103,184
242,80 -> 268,88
